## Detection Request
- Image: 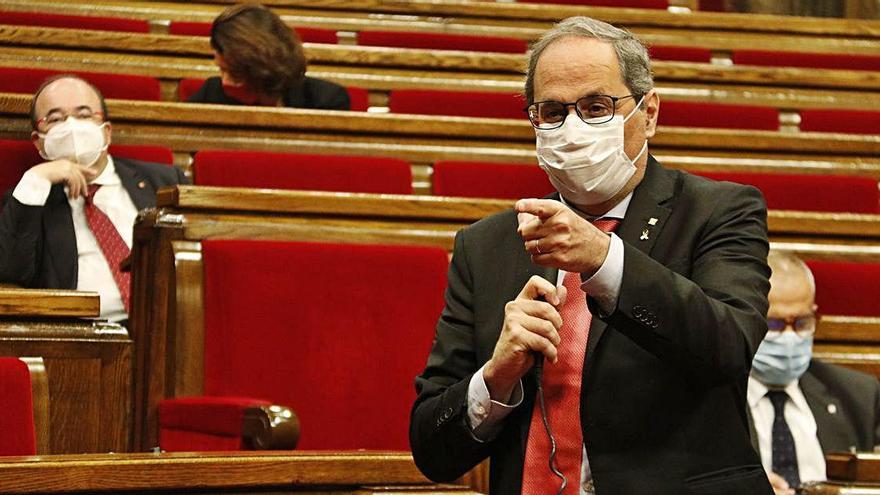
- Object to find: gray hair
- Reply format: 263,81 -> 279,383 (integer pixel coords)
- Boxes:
524,16 -> 654,104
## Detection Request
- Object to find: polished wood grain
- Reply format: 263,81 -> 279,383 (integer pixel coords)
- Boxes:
4,0 -> 880,44
0,320 -> 132,454
0,451 -> 477,494
21,358 -> 49,455
826,453 -> 880,482
0,289 -> 100,318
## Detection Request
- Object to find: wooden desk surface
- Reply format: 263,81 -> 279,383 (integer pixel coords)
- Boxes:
0,289 -> 100,318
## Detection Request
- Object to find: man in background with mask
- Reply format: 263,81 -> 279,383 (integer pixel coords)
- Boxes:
749,251 -> 880,495
411,16 -> 772,494
0,75 -> 188,323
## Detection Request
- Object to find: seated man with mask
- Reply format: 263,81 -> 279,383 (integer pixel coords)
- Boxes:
0,75 -> 188,323
750,251 -> 880,495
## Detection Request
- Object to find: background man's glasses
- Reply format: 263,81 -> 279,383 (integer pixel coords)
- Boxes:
37,108 -> 104,131
526,94 -> 636,129
765,314 -> 817,340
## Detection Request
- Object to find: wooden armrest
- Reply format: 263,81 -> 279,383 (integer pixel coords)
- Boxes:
241,404 -> 300,450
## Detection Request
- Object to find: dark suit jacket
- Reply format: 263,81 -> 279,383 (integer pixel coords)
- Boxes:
0,157 -> 188,289
749,359 -> 880,456
187,76 -> 350,110
410,156 -> 774,494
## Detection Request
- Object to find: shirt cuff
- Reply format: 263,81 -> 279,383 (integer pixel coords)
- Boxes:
580,233 -> 624,315
12,170 -> 52,206
466,365 -> 524,441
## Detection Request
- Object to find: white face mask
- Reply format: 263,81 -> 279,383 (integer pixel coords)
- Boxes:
536,96 -> 647,206
38,118 -> 108,167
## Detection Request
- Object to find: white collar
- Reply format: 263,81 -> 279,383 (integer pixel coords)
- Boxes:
91,155 -> 120,186
747,375 -> 812,416
560,191 -> 633,222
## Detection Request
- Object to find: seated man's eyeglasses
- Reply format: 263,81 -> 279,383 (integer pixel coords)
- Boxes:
525,94 -> 637,130
765,314 -> 817,340
37,107 -> 104,131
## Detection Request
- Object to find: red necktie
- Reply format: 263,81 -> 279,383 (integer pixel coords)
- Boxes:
521,218 -> 620,494
85,184 -> 131,313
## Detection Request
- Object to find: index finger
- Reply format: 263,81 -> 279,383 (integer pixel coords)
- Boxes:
515,198 -> 565,220
517,275 -> 562,306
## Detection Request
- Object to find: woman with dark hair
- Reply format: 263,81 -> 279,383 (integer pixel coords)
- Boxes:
187,3 -> 350,110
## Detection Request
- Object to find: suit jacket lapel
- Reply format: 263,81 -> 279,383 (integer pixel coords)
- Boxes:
115,158 -> 155,210
44,185 -> 78,288
585,156 -> 676,367
800,367 -> 853,453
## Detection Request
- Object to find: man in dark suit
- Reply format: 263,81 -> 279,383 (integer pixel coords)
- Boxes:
749,251 -> 880,495
410,16 -> 773,494
0,75 -> 187,322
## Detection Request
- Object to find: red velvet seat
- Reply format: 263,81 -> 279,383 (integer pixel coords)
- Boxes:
193,150 -> 413,194
732,50 -> 880,72
806,261 -> 880,317
168,21 -> 338,43
358,31 -> 528,53
694,171 -> 880,213
659,101 -> 780,131
0,11 -> 149,33
177,78 -> 368,110
516,0 -> 667,7
110,145 -> 175,165
433,160 -> 553,199
0,67 -> 161,101
159,239 -> 449,450
799,109 -> 880,135
649,45 -> 712,63
0,358 -> 36,456
389,90 -> 527,119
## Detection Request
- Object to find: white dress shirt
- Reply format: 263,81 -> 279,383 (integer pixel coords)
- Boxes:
748,376 -> 826,484
467,193 -> 633,494
13,157 -> 138,322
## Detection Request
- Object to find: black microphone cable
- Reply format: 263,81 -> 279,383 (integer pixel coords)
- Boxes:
534,354 -> 567,495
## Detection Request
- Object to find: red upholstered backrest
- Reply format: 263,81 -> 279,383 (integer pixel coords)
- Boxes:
201,239 -> 448,449
346,87 -> 370,112
358,30 -> 528,53
0,358 -> 36,456
799,109 -> 880,135
0,11 -> 149,33
389,90 -> 526,119
178,78 -> 205,102
193,150 -> 413,194
517,0 -> 667,7
0,67 -> 161,101
732,50 -> 880,72
694,171 -> 880,213
649,45 -> 712,63
806,261 -> 880,317
433,161 -> 554,199
0,140 -> 41,195
169,21 -> 337,43
659,101 -> 780,131
109,145 -> 175,165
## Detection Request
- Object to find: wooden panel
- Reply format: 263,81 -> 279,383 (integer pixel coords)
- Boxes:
20,357 -> 49,455
0,320 -> 132,454
0,451 -> 477,494
0,289 -> 99,318
826,453 -> 880,482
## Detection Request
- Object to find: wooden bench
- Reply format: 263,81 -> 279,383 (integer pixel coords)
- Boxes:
0,289 -> 132,454
0,451 -> 477,494
801,452 -> 880,494
2,93 -> 878,196
129,185 -> 880,451
0,24 -> 878,113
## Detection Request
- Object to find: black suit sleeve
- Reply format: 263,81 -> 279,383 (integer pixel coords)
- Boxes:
607,184 -> 770,385
0,192 -> 44,287
410,227 -> 493,483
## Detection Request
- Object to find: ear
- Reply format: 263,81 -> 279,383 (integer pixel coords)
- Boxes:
104,121 -> 113,145
31,130 -> 45,155
643,90 -> 660,139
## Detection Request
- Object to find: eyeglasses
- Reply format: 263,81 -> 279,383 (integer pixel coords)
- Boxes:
525,94 -> 637,130
765,314 -> 817,340
37,108 -> 104,131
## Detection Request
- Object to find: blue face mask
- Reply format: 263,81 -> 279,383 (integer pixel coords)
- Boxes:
751,332 -> 812,386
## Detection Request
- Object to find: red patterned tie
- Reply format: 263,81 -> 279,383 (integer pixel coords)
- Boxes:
85,184 -> 131,313
521,218 -> 620,494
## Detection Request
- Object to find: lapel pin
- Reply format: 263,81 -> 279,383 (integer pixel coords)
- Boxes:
648,217 -> 658,226
827,404 -> 837,415
640,229 -> 650,241
137,181 -> 146,189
